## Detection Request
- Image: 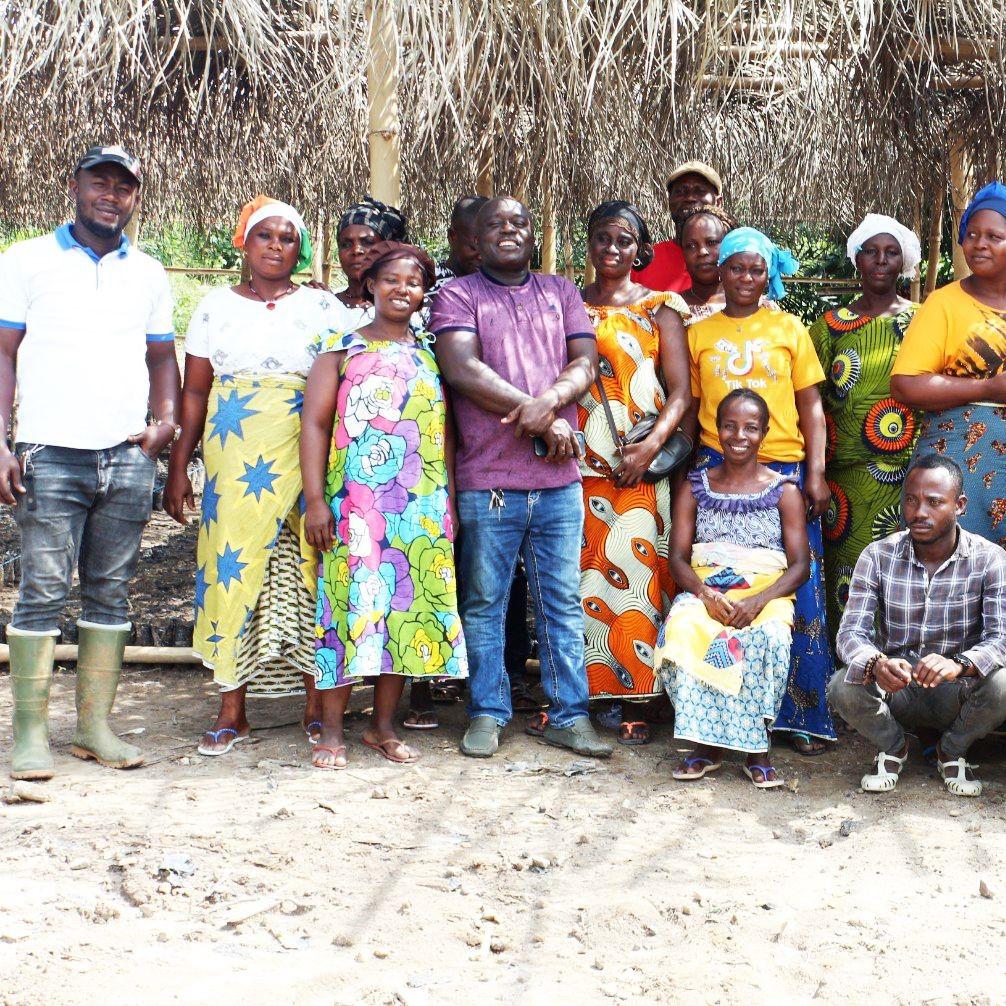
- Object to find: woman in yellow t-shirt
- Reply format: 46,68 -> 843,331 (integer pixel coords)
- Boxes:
891,183 -> 1006,545
687,227 -> 835,751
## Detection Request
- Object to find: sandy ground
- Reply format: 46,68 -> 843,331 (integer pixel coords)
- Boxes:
1,669 -> 1006,1006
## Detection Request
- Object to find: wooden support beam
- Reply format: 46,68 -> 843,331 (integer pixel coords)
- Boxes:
563,237 -> 575,282
541,190 -> 556,274
311,212 -> 324,283
700,75 -> 787,94
949,142 -> 972,280
583,252 -> 595,287
475,131 -> 494,197
910,196 -> 922,303
924,186 -> 943,298
321,223 -> 334,287
366,1 -> 401,207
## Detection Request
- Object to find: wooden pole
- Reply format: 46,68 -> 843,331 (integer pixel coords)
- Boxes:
124,213 -> 140,247
924,185 -> 944,299
366,1 -> 401,207
475,131 -> 494,197
563,237 -> 575,282
583,251 -> 595,287
312,212 -> 325,283
541,189 -> 556,274
949,141 -> 971,279
910,196 -> 922,303
321,222 -> 334,287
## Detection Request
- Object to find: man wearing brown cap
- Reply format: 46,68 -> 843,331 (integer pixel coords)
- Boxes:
632,160 -> 724,292
0,144 -> 180,780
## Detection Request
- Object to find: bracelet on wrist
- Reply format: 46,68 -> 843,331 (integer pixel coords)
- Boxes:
863,654 -> 882,685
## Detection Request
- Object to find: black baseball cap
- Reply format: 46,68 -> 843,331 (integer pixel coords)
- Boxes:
75,145 -> 142,184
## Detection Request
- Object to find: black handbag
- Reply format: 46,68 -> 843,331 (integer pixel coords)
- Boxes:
593,378 -> 693,483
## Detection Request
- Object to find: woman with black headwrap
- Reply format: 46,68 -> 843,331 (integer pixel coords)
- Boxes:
534,200 -> 691,746
330,195 -> 409,329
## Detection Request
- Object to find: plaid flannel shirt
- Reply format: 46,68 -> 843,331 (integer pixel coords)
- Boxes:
836,528 -> 1006,684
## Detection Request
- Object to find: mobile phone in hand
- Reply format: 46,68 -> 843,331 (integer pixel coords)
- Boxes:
532,431 -> 586,457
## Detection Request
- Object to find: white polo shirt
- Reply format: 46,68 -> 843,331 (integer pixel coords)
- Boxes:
0,224 -> 175,450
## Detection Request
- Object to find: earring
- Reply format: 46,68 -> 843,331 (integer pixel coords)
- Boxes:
632,256 -> 643,269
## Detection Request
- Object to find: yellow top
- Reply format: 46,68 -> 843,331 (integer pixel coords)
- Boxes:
689,307 -> 824,462
892,280 -> 1006,380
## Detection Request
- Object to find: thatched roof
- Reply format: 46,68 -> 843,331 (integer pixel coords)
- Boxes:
1,2 -> 1004,239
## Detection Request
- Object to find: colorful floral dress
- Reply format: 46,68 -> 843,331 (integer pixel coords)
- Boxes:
654,470 -> 796,753
313,330 -> 468,687
577,292 -> 688,700
809,305 -> 919,637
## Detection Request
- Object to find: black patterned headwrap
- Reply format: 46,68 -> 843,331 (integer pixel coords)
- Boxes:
338,195 -> 408,242
586,200 -> 653,269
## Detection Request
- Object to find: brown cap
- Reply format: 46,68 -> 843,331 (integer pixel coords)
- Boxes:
666,160 -> 722,194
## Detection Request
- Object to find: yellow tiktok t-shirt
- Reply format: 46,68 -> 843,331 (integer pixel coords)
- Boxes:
689,307 -> 825,462
892,280 -> 1006,382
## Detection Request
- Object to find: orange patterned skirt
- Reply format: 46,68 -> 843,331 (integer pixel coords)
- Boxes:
580,477 -> 675,699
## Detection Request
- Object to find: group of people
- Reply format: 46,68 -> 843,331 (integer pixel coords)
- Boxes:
4,144 -> 1006,801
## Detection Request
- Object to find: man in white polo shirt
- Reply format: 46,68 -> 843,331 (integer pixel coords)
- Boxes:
0,145 -> 181,780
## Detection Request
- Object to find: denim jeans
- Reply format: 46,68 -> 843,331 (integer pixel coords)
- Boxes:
828,670 -> 1006,760
457,483 -> 589,727
12,442 -> 154,632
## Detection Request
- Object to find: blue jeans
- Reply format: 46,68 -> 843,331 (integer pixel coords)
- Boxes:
457,484 -> 589,727
12,442 -> 155,631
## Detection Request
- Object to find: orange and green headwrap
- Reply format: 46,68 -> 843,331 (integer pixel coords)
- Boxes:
233,195 -> 314,273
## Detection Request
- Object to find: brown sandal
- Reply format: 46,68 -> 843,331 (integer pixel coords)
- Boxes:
312,744 -> 348,771
363,738 -> 419,764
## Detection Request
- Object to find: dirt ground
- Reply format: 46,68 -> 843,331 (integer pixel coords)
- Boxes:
1,668 -> 1005,1006
2,496 -> 1006,1005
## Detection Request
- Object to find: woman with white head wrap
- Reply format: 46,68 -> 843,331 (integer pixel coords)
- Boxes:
164,194 -> 344,757
809,213 -> 922,641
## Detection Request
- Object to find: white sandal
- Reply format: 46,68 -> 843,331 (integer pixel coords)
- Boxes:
861,748 -> 908,792
937,755 -> 982,798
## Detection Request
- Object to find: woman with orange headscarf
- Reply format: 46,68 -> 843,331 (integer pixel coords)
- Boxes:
165,196 -> 339,756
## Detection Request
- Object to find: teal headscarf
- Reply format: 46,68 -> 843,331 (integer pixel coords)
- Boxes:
717,227 -> 799,301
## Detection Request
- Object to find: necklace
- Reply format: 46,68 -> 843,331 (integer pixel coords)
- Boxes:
248,281 -> 297,310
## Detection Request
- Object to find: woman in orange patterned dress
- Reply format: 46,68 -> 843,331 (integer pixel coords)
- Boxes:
575,201 -> 692,744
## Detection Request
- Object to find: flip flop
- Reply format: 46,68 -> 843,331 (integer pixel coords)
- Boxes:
197,727 -> 249,757
789,732 -> 827,756
617,721 -> 651,746
743,764 -> 784,789
672,755 -> 722,781
402,709 -> 439,731
363,737 -> 419,764
430,681 -> 463,704
304,720 -> 323,745
524,711 -> 549,738
312,744 -> 348,771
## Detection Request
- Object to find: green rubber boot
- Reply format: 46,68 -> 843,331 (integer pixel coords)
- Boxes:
7,626 -> 58,780
70,621 -> 143,769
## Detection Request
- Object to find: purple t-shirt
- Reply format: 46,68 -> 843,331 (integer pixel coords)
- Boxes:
429,270 -> 595,491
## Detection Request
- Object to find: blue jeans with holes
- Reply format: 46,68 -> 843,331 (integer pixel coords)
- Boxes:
457,483 -> 589,728
12,442 -> 155,632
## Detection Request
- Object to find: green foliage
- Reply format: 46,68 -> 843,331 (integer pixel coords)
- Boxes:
168,273 -> 230,338
140,224 -> 240,269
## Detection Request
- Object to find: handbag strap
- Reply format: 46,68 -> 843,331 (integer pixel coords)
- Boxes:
593,374 -> 625,448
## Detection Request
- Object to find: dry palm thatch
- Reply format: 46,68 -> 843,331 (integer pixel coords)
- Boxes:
0,2 -> 1004,245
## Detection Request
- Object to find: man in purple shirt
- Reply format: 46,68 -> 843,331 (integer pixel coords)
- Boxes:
430,196 -> 612,759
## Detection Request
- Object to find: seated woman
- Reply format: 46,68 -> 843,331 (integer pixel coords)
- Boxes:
891,182 -> 1006,545
654,390 -> 810,787
165,196 -> 335,754
301,242 -> 469,768
687,227 -> 835,754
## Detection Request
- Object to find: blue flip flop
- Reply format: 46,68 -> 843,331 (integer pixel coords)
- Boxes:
672,755 -> 722,780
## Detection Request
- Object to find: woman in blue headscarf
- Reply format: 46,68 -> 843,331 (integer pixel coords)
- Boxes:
891,183 -> 1006,545
674,227 -> 836,758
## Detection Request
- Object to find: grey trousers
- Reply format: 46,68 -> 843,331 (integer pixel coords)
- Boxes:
828,670 -> 1006,760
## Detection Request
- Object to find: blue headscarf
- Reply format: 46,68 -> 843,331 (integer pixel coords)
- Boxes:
958,182 -> 1006,243
717,226 -> 800,301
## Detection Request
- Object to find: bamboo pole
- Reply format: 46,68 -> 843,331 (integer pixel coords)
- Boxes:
366,0 -> 401,207
924,185 -> 944,299
541,189 -> 556,274
949,141 -> 971,279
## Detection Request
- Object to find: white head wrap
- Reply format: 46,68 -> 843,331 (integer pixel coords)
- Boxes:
243,200 -> 308,243
846,214 -> 922,278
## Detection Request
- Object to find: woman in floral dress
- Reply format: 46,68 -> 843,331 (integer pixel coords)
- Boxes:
300,242 -> 468,768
